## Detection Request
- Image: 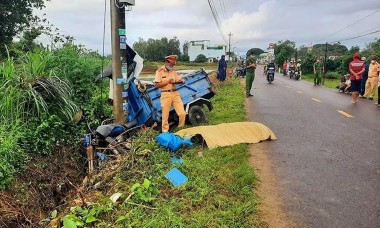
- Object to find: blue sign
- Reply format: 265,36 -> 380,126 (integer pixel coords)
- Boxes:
120,36 -> 126,43
116,78 -> 125,84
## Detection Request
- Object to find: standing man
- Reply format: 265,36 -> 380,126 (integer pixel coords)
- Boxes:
364,55 -> 380,100
283,60 -> 287,76
154,55 -> 186,132
245,54 -> 257,97
349,53 -> 365,104
313,58 -> 324,86
217,55 -> 227,81
359,56 -> 369,98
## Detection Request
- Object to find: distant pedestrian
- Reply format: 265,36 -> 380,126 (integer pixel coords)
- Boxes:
313,58 -> 324,86
245,54 -> 257,97
283,61 -> 287,76
286,60 -> 290,76
359,56 -> 369,97
217,55 -> 227,81
364,55 -> 380,100
349,53 -> 365,104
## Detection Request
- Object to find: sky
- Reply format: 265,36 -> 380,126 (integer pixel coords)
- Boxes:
35,0 -> 380,55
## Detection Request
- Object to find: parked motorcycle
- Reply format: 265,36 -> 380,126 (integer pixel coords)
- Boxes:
267,67 -> 275,84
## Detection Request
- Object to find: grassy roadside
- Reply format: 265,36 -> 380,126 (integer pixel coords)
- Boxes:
56,79 -> 260,227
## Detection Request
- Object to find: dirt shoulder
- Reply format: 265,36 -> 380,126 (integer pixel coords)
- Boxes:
244,82 -> 297,228
249,143 -> 297,228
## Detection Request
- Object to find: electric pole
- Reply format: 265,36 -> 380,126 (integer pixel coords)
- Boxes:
228,32 -> 233,62
323,42 -> 328,85
110,0 -> 134,124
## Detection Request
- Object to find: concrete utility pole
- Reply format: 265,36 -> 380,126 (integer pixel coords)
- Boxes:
110,0 -> 126,124
228,32 -> 233,62
323,42 -> 328,85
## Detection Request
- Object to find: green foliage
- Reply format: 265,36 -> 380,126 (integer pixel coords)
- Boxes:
326,58 -> 341,72
22,115 -> 81,155
194,54 -> 208,63
325,71 -> 340,79
0,0 -> 47,54
301,52 -> 317,74
337,46 -> 360,74
8,28 -> 44,58
130,179 -> 160,203
179,54 -> 190,62
0,50 -> 79,120
311,43 -> 348,58
362,38 -> 380,58
45,44 -> 110,121
274,40 -> 296,66
133,37 -> 181,61
0,124 -> 29,190
63,204 -> 113,227
246,48 -> 264,57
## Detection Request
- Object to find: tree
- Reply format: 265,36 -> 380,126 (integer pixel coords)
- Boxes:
246,48 -> 264,57
274,40 -> 296,66
301,52 -> 316,74
0,0 -> 48,49
337,46 -> 360,74
194,54 -> 207,63
133,37 -> 181,61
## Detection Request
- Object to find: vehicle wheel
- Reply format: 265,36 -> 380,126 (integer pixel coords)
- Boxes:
188,105 -> 208,126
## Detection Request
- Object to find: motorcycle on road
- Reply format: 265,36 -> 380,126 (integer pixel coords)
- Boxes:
267,66 -> 275,84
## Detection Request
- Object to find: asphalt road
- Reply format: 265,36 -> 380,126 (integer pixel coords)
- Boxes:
246,66 -> 380,227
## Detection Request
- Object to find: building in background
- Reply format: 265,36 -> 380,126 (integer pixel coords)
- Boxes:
187,40 -> 226,62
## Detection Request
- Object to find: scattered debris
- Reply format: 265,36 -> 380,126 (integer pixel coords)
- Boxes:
165,168 -> 188,187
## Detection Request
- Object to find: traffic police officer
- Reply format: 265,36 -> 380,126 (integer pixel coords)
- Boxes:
154,55 -> 186,132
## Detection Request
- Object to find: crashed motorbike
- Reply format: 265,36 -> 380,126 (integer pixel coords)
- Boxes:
80,113 -> 139,172
267,66 -> 275,84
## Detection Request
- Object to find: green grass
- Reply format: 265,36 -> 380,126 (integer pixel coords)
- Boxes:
58,80 -> 261,227
302,73 -> 340,89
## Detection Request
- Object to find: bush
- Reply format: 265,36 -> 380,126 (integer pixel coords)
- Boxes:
301,52 -> 316,74
0,124 -> 29,190
325,72 -> 340,79
22,115 -> 83,155
194,54 -> 207,63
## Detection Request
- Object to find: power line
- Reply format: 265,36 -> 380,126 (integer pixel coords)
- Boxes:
207,0 -> 228,44
219,0 -> 230,32
330,30 -> 380,43
315,9 -> 380,43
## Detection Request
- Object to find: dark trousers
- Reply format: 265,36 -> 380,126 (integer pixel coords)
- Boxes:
378,86 -> 380,104
360,76 -> 368,96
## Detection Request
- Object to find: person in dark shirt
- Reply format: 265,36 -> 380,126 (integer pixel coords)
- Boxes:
359,56 -> 369,97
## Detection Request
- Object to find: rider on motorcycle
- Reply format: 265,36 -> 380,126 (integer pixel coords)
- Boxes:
295,59 -> 302,79
289,60 -> 296,79
266,59 -> 276,82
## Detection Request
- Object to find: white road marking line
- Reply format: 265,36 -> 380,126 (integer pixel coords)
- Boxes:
297,91 -> 303,94
286,86 -> 292,88
312,98 -> 322,103
337,110 -> 353,118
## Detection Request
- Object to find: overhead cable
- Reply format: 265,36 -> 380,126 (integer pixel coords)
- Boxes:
315,9 -> 380,43
207,0 -> 228,44
330,30 -> 380,43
